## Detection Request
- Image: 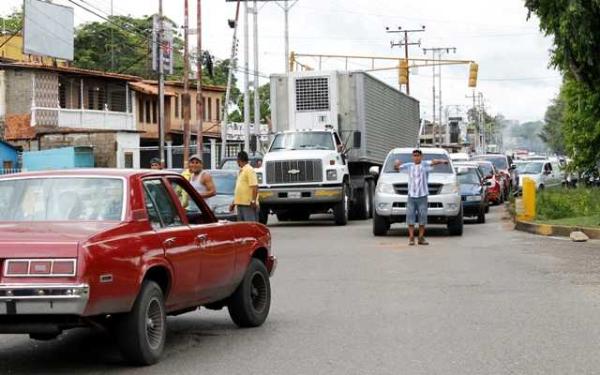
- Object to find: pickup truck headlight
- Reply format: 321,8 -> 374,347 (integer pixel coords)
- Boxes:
256,172 -> 263,184
326,169 -> 338,181
440,183 -> 459,194
376,182 -> 395,195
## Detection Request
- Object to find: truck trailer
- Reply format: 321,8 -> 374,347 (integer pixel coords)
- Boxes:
257,70 -> 420,225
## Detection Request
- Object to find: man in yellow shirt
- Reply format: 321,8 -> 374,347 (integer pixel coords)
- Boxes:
229,151 -> 259,222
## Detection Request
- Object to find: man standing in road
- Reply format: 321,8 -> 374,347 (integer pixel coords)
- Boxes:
182,154 -> 216,204
398,149 -> 449,246
230,151 -> 259,222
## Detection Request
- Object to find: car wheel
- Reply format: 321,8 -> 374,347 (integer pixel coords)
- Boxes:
447,208 -> 464,236
372,211 -> 390,236
333,184 -> 349,226
367,180 -> 374,219
258,207 -> 269,225
228,259 -> 271,328
116,281 -> 166,366
477,207 -> 486,224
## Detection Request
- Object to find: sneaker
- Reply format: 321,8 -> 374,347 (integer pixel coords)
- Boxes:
409,238 -> 416,246
418,237 -> 429,245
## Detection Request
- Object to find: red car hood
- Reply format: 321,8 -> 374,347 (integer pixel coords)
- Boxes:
0,222 -> 117,258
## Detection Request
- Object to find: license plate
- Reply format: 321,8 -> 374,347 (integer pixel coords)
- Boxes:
288,192 -> 302,199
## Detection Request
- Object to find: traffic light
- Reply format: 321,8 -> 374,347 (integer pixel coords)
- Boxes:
399,59 -> 409,85
468,62 -> 478,88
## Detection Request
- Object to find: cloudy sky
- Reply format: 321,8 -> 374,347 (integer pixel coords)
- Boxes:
1,0 -> 561,123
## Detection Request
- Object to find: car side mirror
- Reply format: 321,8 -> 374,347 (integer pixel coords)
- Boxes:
369,166 -> 380,176
510,164 -> 517,170
353,131 -> 362,149
484,180 -> 492,186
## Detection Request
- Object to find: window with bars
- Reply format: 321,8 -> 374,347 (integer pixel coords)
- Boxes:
295,77 -> 330,112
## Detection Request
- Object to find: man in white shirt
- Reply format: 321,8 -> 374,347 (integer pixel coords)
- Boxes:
398,149 -> 449,246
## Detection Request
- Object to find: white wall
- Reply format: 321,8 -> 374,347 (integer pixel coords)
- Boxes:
116,132 -> 140,169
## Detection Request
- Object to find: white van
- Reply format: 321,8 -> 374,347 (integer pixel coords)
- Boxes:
517,160 -> 562,190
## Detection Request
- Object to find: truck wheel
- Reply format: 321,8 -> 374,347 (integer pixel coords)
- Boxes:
116,281 -> 166,366
367,180 -> 374,219
228,259 -> 271,328
258,207 -> 269,225
333,184 -> 349,226
372,211 -> 390,236
352,181 -> 370,220
447,209 -> 464,236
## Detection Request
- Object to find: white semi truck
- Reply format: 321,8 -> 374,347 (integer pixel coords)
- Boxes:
257,70 -> 420,225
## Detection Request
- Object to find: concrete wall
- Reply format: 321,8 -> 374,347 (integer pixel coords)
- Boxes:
116,132 -> 140,168
2,69 -> 35,140
34,132 -> 118,168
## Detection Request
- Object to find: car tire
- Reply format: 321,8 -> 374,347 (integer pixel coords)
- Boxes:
447,208 -> 464,236
485,204 -> 490,214
367,180 -> 374,219
258,207 -> 269,225
228,259 -> 271,328
116,281 -> 166,366
372,211 -> 390,236
333,184 -> 349,226
477,207 -> 486,224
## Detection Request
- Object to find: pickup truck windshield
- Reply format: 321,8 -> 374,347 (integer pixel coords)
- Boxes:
518,162 -> 544,175
0,177 -> 124,221
270,132 -> 335,151
384,153 -> 453,174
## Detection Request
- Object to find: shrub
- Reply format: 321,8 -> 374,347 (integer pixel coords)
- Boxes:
536,188 -> 600,220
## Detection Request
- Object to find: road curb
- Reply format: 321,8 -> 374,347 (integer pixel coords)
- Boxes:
515,220 -> 600,240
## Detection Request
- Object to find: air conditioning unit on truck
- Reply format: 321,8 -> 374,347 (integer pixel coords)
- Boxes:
256,71 -> 420,225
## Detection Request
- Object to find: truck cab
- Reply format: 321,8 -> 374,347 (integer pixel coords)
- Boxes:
257,127 -> 358,225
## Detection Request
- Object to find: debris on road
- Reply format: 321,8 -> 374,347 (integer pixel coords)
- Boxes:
570,231 -> 589,242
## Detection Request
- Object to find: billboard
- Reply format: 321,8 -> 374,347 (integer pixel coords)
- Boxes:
152,15 -> 174,75
23,0 -> 74,61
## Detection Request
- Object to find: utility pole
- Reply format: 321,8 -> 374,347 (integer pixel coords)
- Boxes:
183,0 -> 191,166
252,0 -> 260,153
386,25 -> 425,95
423,46 -> 456,147
478,92 -> 486,153
465,90 -> 479,152
158,0 -> 166,167
276,0 -> 298,73
196,0 -> 203,156
243,1 -> 250,152
221,1 -> 242,160
110,0 -> 114,70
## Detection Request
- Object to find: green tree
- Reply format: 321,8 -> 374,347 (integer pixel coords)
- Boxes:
229,83 -> 271,123
540,92 -> 566,155
525,0 -> 600,167
0,10 -> 22,34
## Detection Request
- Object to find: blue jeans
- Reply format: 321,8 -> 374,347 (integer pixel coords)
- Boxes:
407,196 -> 428,226
237,205 -> 258,222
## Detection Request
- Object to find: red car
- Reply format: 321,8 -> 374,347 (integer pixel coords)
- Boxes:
472,154 -> 516,200
0,170 -> 276,365
474,160 -> 503,205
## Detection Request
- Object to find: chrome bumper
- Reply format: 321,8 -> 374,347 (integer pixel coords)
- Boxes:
259,185 -> 343,204
0,284 -> 89,315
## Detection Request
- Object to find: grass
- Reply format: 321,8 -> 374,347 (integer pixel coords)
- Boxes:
535,187 -> 600,228
537,215 -> 600,228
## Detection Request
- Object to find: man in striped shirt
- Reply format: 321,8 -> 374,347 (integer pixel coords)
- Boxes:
398,149 -> 449,246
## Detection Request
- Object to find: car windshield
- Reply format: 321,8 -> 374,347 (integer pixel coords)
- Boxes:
384,153 -> 453,174
519,162 -> 544,175
270,132 -> 335,151
477,163 -> 494,177
472,156 -> 508,170
212,172 -> 236,196
458,169 -> 481,185
0,177 -> 124,221
220,160 -> 238,170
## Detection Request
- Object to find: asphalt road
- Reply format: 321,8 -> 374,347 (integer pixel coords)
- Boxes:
1,207 -> 600,374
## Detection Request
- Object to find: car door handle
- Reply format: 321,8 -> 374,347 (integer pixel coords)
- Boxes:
196,234 -> 208,247
163,237 -> 177,247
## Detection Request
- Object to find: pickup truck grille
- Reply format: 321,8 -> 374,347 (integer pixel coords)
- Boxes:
266,160 -> 322,184
393,183 -> 443,196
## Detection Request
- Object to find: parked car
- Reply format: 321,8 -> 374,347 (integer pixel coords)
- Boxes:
220,153 -> 263,170
208,169 -> 238,221
455,164 -> 489,223
472,154 -> 517,199
0,170 -> 276,365
373,147 -> 463,236
517,160 -> 563,190
449,152 -> 470,163
474,160 -> 503,205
